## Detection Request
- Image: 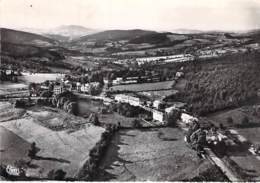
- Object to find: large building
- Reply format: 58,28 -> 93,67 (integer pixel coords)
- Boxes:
115,94 -> 143,106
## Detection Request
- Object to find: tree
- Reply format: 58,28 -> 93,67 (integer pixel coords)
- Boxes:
132,119 -> 142,128
241,116 -> 249,126
219,123 -> 225,130
166,109 -> 181,127
226,116 -> 233,125
54,169 -> 66,180
89,113 -> 100,126
28,142 -> 38,159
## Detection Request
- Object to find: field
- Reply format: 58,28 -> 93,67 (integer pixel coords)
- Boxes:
63,56 -> 99,70
229,155 -> 260,181
138,90 -> 178,101
111,80 -> 175,92
0,102 -> 105,179
98,128 -> 226,181
20,73 -> 64,84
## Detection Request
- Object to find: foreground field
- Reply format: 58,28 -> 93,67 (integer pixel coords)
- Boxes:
111,80 -> 175,92
98,128 -> 226,181
0,102 -> 105,179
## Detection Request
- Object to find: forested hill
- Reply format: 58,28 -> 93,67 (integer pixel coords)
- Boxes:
180,51 -> 260,115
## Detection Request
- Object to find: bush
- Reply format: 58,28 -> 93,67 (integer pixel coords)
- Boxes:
241,116 -> 249,126
47,169 -> 66,180
226,116 -> 233,125
132,119 -> 142,128
14,100 -> 26,108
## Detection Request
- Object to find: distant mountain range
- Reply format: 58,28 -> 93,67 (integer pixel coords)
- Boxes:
1,26 -> 260,66
46,25 -> 98,41
16,25 -> 99,42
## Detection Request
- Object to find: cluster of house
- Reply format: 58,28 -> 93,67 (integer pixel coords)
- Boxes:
29,75 -> 102,96
113,54 -> 194,66
197,44 -> 260,59
0,68 -> 20,82
135,54 -> 194,65
52,81 -> 102,95
105,75 -> 161,86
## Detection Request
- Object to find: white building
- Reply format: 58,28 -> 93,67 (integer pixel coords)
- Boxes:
153,100 -> 164,109
76,82 -> 81,91
176,71 -> 184,78
80,82 -> 100,93
104,79 -> 110,85
115,94 -> 142,106
181,113 -> 198,124
153,110 -> 165,123
53,85 -> 63,95
112,77 -> 123,85
165,106 -> 178,114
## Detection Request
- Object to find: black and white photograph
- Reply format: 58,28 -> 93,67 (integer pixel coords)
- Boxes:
0,0 -> 260,181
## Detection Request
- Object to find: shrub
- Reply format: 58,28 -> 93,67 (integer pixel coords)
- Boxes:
54,169 -> 66,180
226,116 -> 233,125
14,100 -> 26,108
241,116 -> 249,126
132,119 -> 142,128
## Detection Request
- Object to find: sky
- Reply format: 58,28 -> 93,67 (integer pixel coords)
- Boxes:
1,0 -> 260,31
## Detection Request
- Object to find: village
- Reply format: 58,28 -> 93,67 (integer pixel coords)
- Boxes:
2,60 -> 260,181
1,0 -> 260,180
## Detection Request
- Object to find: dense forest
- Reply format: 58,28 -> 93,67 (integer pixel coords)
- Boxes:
179,51 -> 260,115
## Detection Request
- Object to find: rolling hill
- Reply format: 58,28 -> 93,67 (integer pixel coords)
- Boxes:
129,32 -> 189,45
75,29 -> 157,42
0,28 -> 58,47
1,28 -> 67,72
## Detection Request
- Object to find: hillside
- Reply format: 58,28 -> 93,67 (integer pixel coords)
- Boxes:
179,51 -> 260,115
0,28 -> 58,47
69,28 -> 258,56
129,32 -> 188,45
0,28 -> 68,72
75,29 -> 157,42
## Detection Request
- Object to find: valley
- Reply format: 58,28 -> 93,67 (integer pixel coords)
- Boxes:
1,24 -> 260,181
